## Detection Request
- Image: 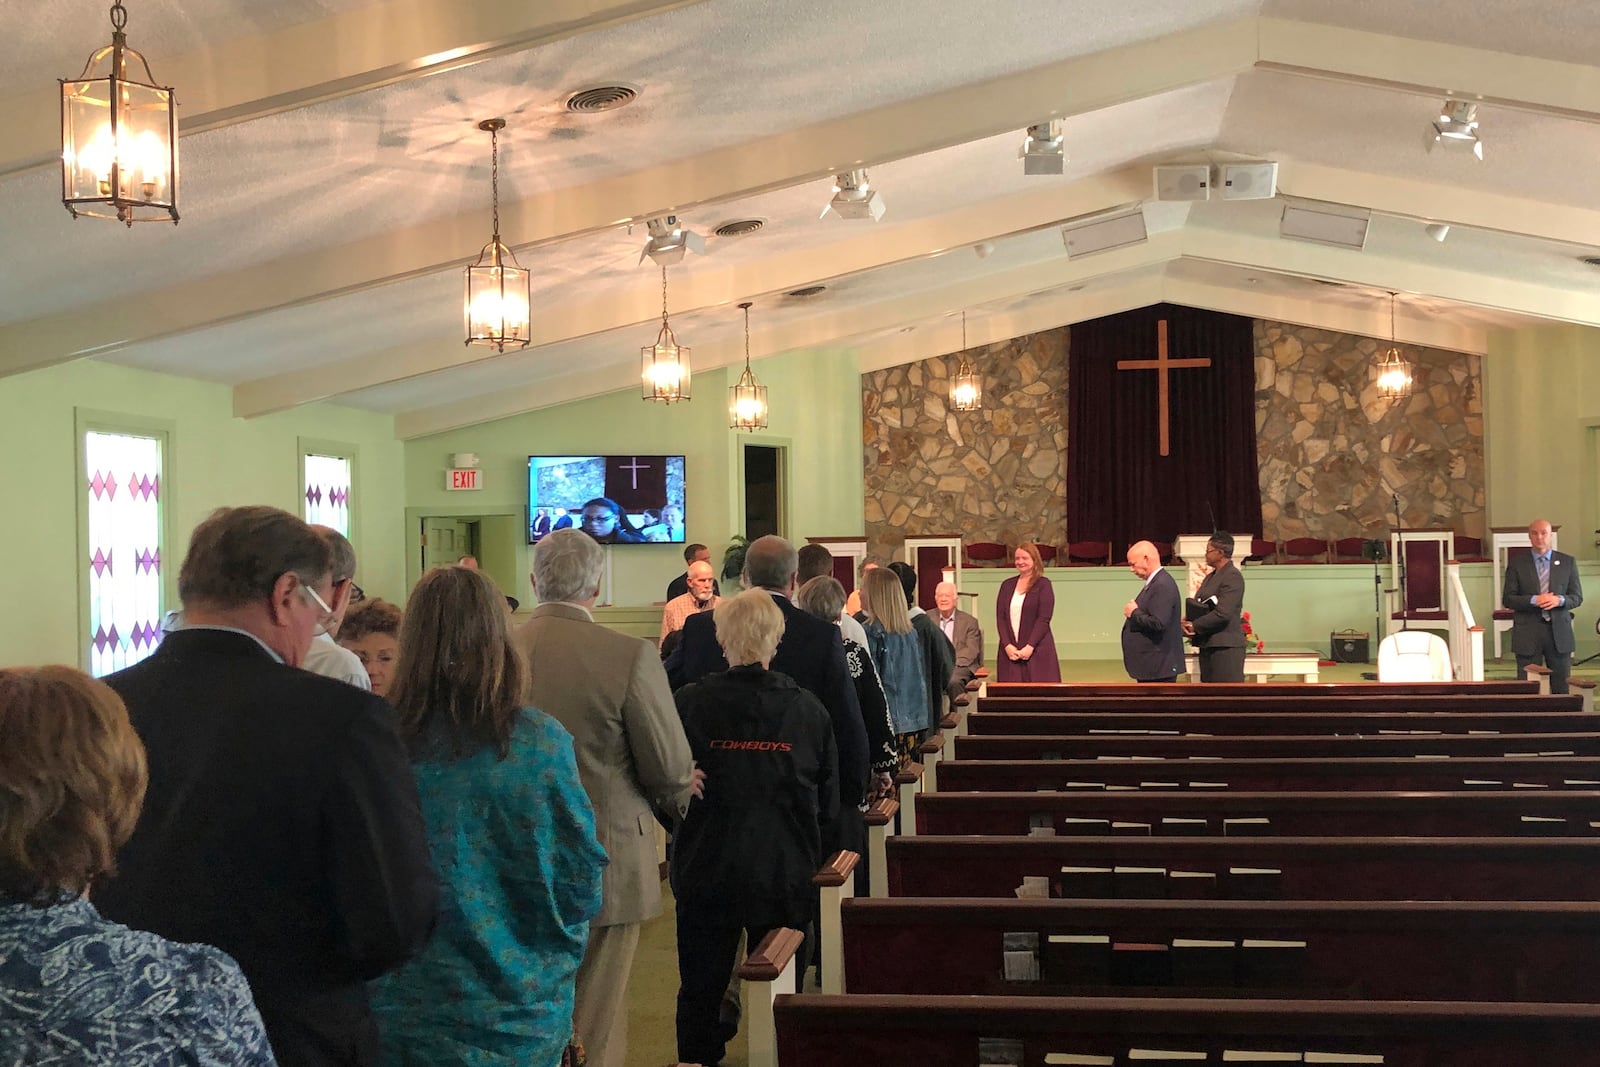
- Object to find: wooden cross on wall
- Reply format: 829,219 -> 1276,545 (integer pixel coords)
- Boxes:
1115,319 -> 1212,456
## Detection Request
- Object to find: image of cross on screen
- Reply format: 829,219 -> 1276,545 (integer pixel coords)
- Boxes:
528,454 -> 686,545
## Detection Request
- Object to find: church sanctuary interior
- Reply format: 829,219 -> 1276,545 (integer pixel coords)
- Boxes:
16,3 -> 1600,1066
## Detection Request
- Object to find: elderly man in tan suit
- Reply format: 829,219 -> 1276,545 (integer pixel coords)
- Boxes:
513,529 -> 701,1067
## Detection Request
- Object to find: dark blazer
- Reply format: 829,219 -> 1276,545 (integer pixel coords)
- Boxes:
1503,550 -> 1585,654
1122,568 -> 1184,681
1188,561 -> 1246,648
98,629 -> 439,1067
667,592 -> 868,815
910,609 -> 955,728
995,575 -> 1061,682
936,608 -> 984,694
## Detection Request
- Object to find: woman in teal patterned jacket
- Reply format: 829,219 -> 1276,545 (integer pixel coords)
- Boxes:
371,566 -> 606,1066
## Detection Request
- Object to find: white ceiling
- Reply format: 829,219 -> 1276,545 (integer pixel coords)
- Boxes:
2,0 -> 1598,437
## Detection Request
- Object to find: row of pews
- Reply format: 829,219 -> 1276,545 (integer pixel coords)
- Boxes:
733,676 -> 1600,1066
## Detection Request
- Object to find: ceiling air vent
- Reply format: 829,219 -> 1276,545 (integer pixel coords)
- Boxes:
565,85 -> 639,113
786,285 -> 827,298
1581,255 -> 1600,269
714,218 -> 765,237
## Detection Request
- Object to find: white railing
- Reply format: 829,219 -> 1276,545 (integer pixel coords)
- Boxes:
1446,561 -> 1485,681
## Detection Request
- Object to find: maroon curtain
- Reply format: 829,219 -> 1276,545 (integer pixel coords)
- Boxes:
1067,303 -> 1260,549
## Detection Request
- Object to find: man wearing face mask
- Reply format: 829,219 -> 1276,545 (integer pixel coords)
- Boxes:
96,505 -> 438,1067
660,559 -> 722,648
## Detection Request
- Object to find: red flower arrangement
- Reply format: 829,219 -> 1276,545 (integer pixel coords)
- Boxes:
1241,611 -> 1266,653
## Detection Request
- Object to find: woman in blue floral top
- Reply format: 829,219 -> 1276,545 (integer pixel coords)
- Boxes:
0,666 -> 275,1066
370,565 -> 606,1066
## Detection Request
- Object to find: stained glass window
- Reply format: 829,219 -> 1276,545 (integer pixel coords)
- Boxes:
304,452 -> 352,536
85,430 -> 164,677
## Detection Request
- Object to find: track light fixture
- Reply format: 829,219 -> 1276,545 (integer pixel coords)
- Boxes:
1372,291 -> 1414,401
821,169 -> 885,221
1019,120 -> 1065,175
61,0 -> 178,225
1430,100 -> 1483,160
728,302 -> 769,431
639,215 -> 706,265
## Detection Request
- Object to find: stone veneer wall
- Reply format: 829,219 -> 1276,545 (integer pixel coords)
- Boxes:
1255,320 -> 1484,541
861,327 -> 1067,563
860,316 -> 1483,559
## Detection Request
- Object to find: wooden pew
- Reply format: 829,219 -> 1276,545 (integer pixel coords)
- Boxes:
977,692 -> 1582,714
967,709 -> 1599,736
991,680 -> 1542,698
838,897 -> 1600,1002
812,851 -> 859,996
886,835 -> 1600,901
863,796 -> 898,899
935,755 -> 1600,793
774,993 -> 1600,1066
915,789 -> 1600,838
954,730 -> 1600,761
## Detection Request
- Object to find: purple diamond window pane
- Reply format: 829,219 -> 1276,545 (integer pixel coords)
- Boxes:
303,454 -> 352,537
85,431 -> 164,677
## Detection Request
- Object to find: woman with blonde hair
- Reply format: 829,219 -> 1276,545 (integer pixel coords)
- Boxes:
859,566 -> 931,766
370,566 -> 606,1066
996,541 -> 1061,681
0,666 -> 274,1064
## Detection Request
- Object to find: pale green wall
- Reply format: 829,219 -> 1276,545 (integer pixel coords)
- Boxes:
1485,324 -> 1600,559
0,360 -> 405,669
404,349 -> 866,607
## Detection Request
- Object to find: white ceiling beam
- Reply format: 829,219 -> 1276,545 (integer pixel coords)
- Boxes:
392,234 -> 1185,437
1257,17 -> 1600,122
0,0 -> 709,177
0,18 -> 1258,380
233,171 -> 1152,416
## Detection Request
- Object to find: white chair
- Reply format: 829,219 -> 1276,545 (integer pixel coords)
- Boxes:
1376,630 -> 1454,682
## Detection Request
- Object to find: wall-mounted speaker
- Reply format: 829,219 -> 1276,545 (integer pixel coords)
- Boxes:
1153,164 -> 1211,201
1220,161 -> 1278,200
1060,208 -> 1149,258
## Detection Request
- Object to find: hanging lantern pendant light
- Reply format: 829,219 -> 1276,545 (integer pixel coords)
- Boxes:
642,264 -> 691,402
464,118 -> 532,351
729,301 -> 769,430
1373,291 -> 1414,400
951,310 -> 982,411
61,0 -> 179,225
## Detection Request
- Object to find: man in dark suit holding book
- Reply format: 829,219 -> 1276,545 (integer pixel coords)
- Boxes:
1122,539 -> 1183,682
1181,531 -> 1247,682
1502,517 -> 1583,694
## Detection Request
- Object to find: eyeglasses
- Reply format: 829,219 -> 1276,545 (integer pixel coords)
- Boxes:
299,582 -> 337,637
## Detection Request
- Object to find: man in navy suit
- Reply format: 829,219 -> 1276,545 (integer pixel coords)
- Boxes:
1502,517 -> 1584,694
666,534 -> 868,853
1121,539 -> 1184,682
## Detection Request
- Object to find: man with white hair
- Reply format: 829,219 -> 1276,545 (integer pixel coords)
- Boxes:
659,559 -> 720,647
1122,539 -> 1184,683
299,526 -> 370,689
933,581 -> 983,699
511,529 -> 699,1067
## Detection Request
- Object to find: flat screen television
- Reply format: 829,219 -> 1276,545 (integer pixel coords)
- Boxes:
528,454 -> 686,545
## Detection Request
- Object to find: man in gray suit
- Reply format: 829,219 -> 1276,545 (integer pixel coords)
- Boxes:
512,529 -> 701,1067
933,581 -> 983,700
1503,517 -> 1584,694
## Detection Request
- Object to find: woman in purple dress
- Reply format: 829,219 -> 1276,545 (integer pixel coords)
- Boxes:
995,541 -> 1061,682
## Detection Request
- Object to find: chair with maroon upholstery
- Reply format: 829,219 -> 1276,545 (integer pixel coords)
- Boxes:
964,542 -> 1007,567
1035,544 -> 1059,567
1386,529 -> 1456,639
1065,540 -> 1112,566
1331,536 -> 1368,564
1244,538 -> 1276,564
1281,537 -> 1330,564
1153,541 -> 1176,566
1456,534 -> 1492,563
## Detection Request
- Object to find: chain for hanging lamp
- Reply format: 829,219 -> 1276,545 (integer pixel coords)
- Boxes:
642,264 -> 691,402
729,301 -> 769,430
464,119 -> 531,351
951,310 -> 982,411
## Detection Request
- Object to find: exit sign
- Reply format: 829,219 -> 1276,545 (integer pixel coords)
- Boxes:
446,468 -> 481,491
